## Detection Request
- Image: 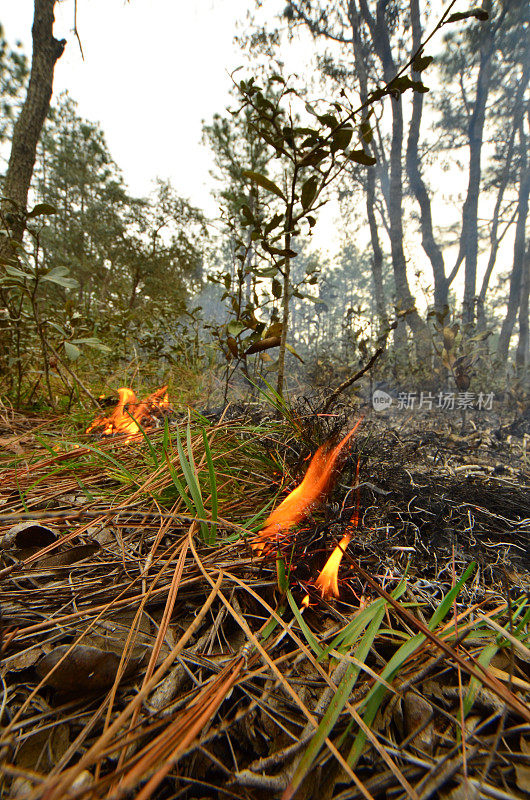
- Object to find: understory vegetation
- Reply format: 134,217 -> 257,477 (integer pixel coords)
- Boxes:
0,2 -> 529,800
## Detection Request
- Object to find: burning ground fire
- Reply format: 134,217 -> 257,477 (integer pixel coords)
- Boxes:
86,386 -> 170,443
253,419 -> 362,601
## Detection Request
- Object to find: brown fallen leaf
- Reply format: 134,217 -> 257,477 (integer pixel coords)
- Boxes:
36,644 -> 142,694
35,543 -> 100,569
1,522 -> 57,551
402,691 -> 434,754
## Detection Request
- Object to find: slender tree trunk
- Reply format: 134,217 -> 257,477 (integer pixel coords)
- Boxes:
515,241 -> 529,381
277,214 -> 294,397
406,0 -> 448,311
350,2 -> 387,332
477,65 -> 529,330
461,0 -> 493,324
358,0 -> 430,362
497,121 -> 529,363
0,0 -> 65,251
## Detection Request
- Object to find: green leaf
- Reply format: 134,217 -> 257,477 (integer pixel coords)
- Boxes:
70,337 -> 111,352
389,76 -> 414,93
359,119 -> 373,145
300,148 -> 328,167
317,113 -> 338,128
264,213 -> 284,235
331,126 -> 353,152
411,80 -> 429,93
348,149 -> 377,166
285,343 -> 304,363
301,176 -> 319,210
64,342 -> 81,361
445,8 -> 489,24
227,319 -> 246,336
242,170 -> 286,201
261,242 -> 298,258
4,265 -> 30,280
27,202 -> 58,218
41,266 -> 79,289
412,54 -> 434,72
272,278 -> 282,298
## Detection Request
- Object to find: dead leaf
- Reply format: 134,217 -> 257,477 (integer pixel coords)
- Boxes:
3,646 -> 44,672
36,644 -> 141,694
402,692 -> 434,754
1,522 -> 57,551
35,543 -> 100,568
515,764 -> 530,795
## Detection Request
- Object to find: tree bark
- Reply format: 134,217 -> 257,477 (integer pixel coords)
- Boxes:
477,60 -> 530,331
406,0 -> 448,311
1,0 -> 65,249
460,0 -> 494,324
350,2 -> 388,333
515,241 -> 529,381
497,119 -> 529,363
358,0 -> 430,360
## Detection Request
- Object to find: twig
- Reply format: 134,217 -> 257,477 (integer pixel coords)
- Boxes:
46,342 -> 101,408
321,319 -> 399,413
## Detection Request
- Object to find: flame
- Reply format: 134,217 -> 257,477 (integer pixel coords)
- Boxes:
310,457 -> 362,602
314,533 -> 351,599
86,385 -> 170,443
253,419 -> 361,554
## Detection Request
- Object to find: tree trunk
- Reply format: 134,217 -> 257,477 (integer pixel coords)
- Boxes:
461,0 -> 494,325
406,0 -> 448,311
350,2 -> 388,333
358,0 -> 430,362
515,241 -> 529,381
497,121 -> 529,364
477,64 -> 529,331
0,0 -> 65,251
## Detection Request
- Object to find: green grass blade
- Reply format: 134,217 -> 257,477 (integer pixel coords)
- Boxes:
174,423 -> 210,543
124,409 -> 160,468
286,590 -> 323,658
319,578 -> 408,661
285,601 -> 387,799
346,562 -> 476,767
63,441 -> 138,484
202,427 -> 218,542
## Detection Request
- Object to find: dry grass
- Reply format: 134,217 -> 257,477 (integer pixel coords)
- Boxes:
1,404 -> 529,799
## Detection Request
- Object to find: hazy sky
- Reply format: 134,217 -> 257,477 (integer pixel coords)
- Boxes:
2,0 -> 286,212
0,2 -> 514,297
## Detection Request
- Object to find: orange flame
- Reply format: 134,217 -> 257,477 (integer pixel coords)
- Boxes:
314,533 -> 352,599
253,419 -> 361,554
310,457 -> 361,602
86,385 -> 170,443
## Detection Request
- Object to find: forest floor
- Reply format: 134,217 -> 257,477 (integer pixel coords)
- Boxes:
1,392 -> 529,800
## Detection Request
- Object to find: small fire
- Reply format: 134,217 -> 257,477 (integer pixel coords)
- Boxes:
314,532 -> 352,599
253,419 -> 361,558
313,459 -> 361,601
86,385 -> 170,443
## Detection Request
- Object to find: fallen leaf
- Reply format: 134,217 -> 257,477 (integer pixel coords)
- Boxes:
1,522 -> 57,551
36,644 -> 141,694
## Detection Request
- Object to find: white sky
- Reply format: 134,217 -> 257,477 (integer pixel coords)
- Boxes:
1,1 -> 516,302
2,0 -> 286,212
